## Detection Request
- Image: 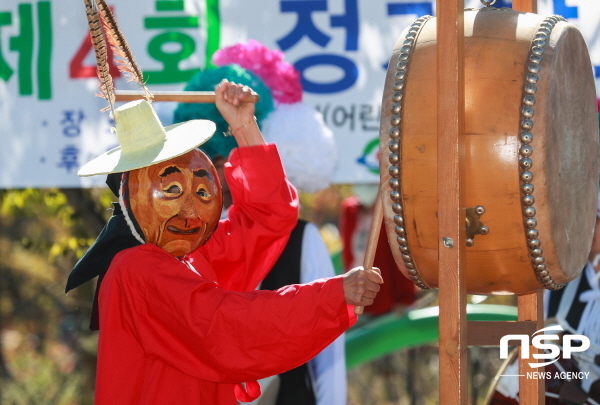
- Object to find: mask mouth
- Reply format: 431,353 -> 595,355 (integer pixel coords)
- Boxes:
167,225 -> 200,235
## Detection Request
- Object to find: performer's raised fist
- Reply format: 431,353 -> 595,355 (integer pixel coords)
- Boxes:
214,79 -> 263,148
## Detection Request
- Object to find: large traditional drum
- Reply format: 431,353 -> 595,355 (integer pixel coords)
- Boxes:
379,7 -> 599,294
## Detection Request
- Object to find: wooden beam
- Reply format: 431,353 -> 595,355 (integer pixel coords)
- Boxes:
114,90 -> 260,104
513,3 -> 543,404
467,321 -> 538,346
115,90 -> 216,103
518,290 -> 545,405
437,0 -> 467,404
512,0 -> 537,13
509,2 -> 544,404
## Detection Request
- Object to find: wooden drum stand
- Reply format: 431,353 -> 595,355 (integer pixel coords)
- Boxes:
440,1 -> 540,403
374,0 -> 597,403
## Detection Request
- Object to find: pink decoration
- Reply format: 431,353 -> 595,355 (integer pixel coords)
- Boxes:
597,98 -> 600,112
213,40 -> 303,104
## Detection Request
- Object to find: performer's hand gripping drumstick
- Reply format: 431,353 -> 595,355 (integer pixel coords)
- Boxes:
344,191 -> 384,315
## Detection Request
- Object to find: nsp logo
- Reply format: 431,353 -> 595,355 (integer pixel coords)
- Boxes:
499,325 -> 590,368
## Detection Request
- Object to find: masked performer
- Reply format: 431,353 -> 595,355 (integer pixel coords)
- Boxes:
66,80 -> 383,405
174,41 -> 345,405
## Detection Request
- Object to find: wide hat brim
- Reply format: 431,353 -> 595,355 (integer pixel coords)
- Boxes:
78,119 -> 216,177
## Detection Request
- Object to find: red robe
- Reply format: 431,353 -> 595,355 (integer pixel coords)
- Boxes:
95,145 -> 356,404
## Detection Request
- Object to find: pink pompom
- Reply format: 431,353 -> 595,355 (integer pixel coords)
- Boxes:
213,39 -> 303,104
597,98 -> 600,112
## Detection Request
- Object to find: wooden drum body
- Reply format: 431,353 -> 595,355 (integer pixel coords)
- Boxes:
379,8 -> 599,294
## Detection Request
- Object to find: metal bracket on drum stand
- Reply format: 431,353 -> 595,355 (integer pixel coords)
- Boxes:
465,205 -> 489,247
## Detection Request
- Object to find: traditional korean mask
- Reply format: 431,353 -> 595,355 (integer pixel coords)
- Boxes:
128,149 -> 223,257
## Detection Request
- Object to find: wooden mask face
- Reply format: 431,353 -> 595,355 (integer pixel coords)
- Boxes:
128,149 -> 222,257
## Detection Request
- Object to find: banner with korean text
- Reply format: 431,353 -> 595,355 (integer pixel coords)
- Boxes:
1,0 -> 599,188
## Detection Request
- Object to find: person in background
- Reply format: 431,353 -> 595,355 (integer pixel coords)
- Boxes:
542,193 -> 600,402
488,192 -> 600,404
173,41 -> 348,405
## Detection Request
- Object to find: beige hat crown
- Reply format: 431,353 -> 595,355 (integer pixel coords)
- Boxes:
116,100 -> 167,154
78,100 -> 216,177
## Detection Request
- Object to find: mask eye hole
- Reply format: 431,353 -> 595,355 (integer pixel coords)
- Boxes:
163,183 -> 182,195
196,186 -> 212,201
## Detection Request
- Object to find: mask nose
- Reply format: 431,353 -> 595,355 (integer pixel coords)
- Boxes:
179,195 -> 201,227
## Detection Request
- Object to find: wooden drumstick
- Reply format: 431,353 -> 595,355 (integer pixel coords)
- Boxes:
114,90 -> 259,103
355,190 -> 383,315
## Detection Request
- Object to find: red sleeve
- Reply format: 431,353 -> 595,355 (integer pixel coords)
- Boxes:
193,144 -> 299,291
119,250 -> 352,383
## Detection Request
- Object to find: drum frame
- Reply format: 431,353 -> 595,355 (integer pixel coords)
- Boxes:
383,1 -> 547,404
380,4 -> 597,401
